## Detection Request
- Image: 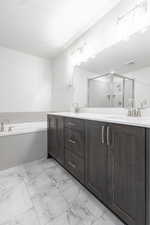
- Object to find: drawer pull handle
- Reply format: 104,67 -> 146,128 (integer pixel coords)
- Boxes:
107,126 -> 110,146
101,126 -> 105,144
68,139 -> 76,144
68,161 -> 76,169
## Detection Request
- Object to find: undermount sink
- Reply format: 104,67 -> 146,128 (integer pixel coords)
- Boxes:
106,115 -> 129,119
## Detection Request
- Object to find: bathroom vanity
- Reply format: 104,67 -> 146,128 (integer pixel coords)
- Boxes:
47,112 -> 150,225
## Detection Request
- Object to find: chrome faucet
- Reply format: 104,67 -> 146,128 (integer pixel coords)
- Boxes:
127,101 -> 146,117
128,108 -> 142,117
127,99 -> 147,118
0,119 -> 10,132
0,122 -> 4,132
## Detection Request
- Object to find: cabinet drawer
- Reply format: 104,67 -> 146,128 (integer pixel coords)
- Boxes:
65,128 -> 84,157
65,150 -> 84,183
64,118 -> 84,131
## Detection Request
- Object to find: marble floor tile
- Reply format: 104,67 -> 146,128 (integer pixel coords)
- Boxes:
41,158 -> 60,170
25,172 -> 53,197
0,180 -> 32,224
50,210 -> 97,225
0,208 -> 40,225
14,208 -> 40,225
45,163 -> 72,187
71,186 -> 107,219
58,177 -> 82,204
32,188 -> 68,225
0,165 -> 26,183
100,209 -> 124,225
92,216 -> 123,225
0,158 -> 124,225
24,160 -> 56,197
23,160 -> 44,181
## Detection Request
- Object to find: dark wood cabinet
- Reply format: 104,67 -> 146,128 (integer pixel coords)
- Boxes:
64,117 -> 84,131
65,128 -> 84,157
85,121 -> 107,202
109,124 -> 146,225
47,115 -> 64,165
85,122 -> 146,225
64,117 -> 85,183
47,115 -> 147,225
65,150 -> 84,183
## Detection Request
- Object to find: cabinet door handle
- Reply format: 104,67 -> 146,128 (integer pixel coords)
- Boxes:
68,161 -> 76,169
68,139 -> 76,144
101,126 -> 105,144
107,126 -> 110,146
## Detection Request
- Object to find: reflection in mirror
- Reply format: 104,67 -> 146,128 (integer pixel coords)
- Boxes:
88,73 -> 134,108
73,26 -> 150,109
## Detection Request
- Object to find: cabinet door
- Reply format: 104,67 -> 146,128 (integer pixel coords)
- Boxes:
48,116 -> 57,159
57,117 -> 64,165
48,116 -> 64,165
85,121 -> 107,202
110,124 -> 146,225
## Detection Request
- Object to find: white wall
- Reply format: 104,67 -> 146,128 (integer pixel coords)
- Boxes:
73,67 -> 89,108
0,46 -> 52,112
51,0 -> 143,111
125,66 -> 150,107
51,52 -> 73,111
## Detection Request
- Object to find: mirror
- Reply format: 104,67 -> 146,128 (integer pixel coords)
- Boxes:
73,26 -> 150,109
88,73 -> 134,108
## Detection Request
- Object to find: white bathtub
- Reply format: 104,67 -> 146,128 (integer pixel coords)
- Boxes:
0,121 -> 48,170
0,121 -> 47,137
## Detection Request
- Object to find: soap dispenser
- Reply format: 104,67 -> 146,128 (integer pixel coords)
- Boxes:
72,103 -> 80,113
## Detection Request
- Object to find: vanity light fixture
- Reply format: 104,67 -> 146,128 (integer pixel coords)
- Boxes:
70,41 -> 97,66
70,0 -> 149,68
117,0 -> 149,41
117,0 -> 148,24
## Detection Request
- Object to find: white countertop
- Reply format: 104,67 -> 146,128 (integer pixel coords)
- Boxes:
48,112 -> 150,128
